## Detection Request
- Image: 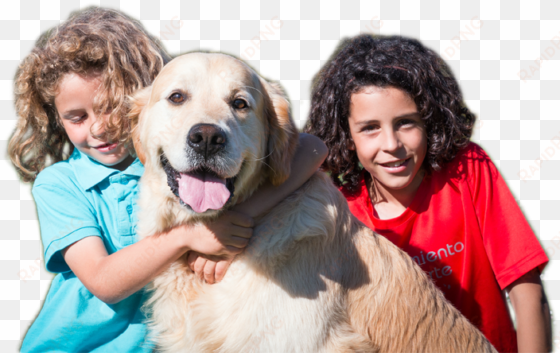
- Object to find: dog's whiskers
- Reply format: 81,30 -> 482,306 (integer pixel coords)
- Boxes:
241,152 -> 276,175
245,150 -> 273,162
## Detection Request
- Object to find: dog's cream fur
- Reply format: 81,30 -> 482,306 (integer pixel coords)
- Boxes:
130,52 -> 497,352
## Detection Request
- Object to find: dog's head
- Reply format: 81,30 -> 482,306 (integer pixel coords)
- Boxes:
129,53 -> 298,218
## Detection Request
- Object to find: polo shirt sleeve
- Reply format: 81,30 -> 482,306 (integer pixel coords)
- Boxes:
32,172 -> 102,274
465,143 -> 549,290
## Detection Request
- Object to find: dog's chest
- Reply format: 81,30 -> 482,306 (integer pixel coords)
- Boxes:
187,259 -> 341,352
186,174 -> 347,351
151,174 -> 350,352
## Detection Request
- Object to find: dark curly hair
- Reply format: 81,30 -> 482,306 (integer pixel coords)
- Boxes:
304,34 -> 475,195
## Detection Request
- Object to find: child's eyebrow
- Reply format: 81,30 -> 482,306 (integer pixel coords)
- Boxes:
395,112 -> 421,119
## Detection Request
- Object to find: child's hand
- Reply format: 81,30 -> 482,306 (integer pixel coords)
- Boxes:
187,252 -> 235,284
183,210 -> 253,260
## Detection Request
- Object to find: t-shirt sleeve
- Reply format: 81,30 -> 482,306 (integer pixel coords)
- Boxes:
465,143 -> 549,289
32,176 -> 102,273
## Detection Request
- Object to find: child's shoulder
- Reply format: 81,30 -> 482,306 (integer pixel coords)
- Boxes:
32,149 -> 95,198
33,148 -> 111,192
33,158 -> 76,190
437,142 -> 501,193
450,141 -> 491,165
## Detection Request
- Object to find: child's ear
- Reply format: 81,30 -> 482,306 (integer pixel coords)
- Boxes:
128,86 -> 153,165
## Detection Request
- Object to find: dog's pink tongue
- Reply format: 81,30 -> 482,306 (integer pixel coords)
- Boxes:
177,173 -> 230,213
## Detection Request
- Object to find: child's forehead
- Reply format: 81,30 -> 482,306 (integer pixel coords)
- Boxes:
57,69 -> 102,88
55,74 -> 100,102
354,85 -> 387,95
55,71 -> 103,97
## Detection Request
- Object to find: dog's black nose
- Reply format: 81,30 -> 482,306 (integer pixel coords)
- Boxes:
187,124 -> 227,158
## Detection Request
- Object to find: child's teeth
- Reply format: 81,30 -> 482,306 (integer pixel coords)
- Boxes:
386,160 -> 404,167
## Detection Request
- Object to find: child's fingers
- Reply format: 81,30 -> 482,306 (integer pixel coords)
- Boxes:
226,210 -> 254,228
225,245 -> 244,256
193,257 -> 208,280
186,252 -> 200,272
203,260 -> 217,284
215,258 -> 234,282
227,225 -> 253,239
222,235 -> 250,249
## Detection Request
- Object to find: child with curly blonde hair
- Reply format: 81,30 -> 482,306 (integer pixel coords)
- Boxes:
306,34 -> 551,352
11,8 -> 326,352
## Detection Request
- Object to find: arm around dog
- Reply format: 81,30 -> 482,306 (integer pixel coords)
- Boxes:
188,133 -> 328,283
233,133 -> 328,217
62,219 -> 250,304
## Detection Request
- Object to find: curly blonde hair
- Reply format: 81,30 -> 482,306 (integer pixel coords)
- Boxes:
9,7 -> 170,182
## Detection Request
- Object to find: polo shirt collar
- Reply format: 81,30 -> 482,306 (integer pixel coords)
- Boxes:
69,148 -> 144,190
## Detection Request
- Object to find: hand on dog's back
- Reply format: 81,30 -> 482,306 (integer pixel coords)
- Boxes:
183,210 -> 254,282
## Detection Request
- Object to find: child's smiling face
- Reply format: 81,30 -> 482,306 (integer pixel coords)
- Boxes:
55,72 -> 132,169
347,86 -> 427,199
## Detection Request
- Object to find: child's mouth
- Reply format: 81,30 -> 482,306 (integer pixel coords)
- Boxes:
94,142 -> 118,152
379,158 -> 410,172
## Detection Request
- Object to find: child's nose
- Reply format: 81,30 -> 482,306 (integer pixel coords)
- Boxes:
381,129 -> 401,152
90,112 -> 109,137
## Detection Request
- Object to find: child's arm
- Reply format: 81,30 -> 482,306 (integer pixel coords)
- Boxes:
506,268 -> 552,353
188,133 -> 328,283
62,210 -> 253,304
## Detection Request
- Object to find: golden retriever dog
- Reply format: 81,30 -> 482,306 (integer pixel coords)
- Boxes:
129,52 -> 496,352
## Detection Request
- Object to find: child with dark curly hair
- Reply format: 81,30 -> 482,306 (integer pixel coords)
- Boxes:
305,34 -> 551,353
11,7 -> 326,352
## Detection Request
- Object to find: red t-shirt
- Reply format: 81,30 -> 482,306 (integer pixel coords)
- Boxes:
341,142 -> 548,353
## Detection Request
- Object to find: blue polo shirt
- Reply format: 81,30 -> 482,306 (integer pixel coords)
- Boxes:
20,148 -> 154,352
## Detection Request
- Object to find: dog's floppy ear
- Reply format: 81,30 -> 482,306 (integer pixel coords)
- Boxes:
260,79 -> 299,186
128,86 -> 153,165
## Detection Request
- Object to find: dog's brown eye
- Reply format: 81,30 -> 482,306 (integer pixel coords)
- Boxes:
168,92 -> 185,104
232,98 -> 247,110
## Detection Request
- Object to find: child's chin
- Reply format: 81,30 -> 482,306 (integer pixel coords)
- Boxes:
376,175 -> 415,190
90,152 -> 130,167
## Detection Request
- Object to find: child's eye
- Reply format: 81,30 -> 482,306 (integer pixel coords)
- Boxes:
71,115 -> 87,124
361,125 -> 379,133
